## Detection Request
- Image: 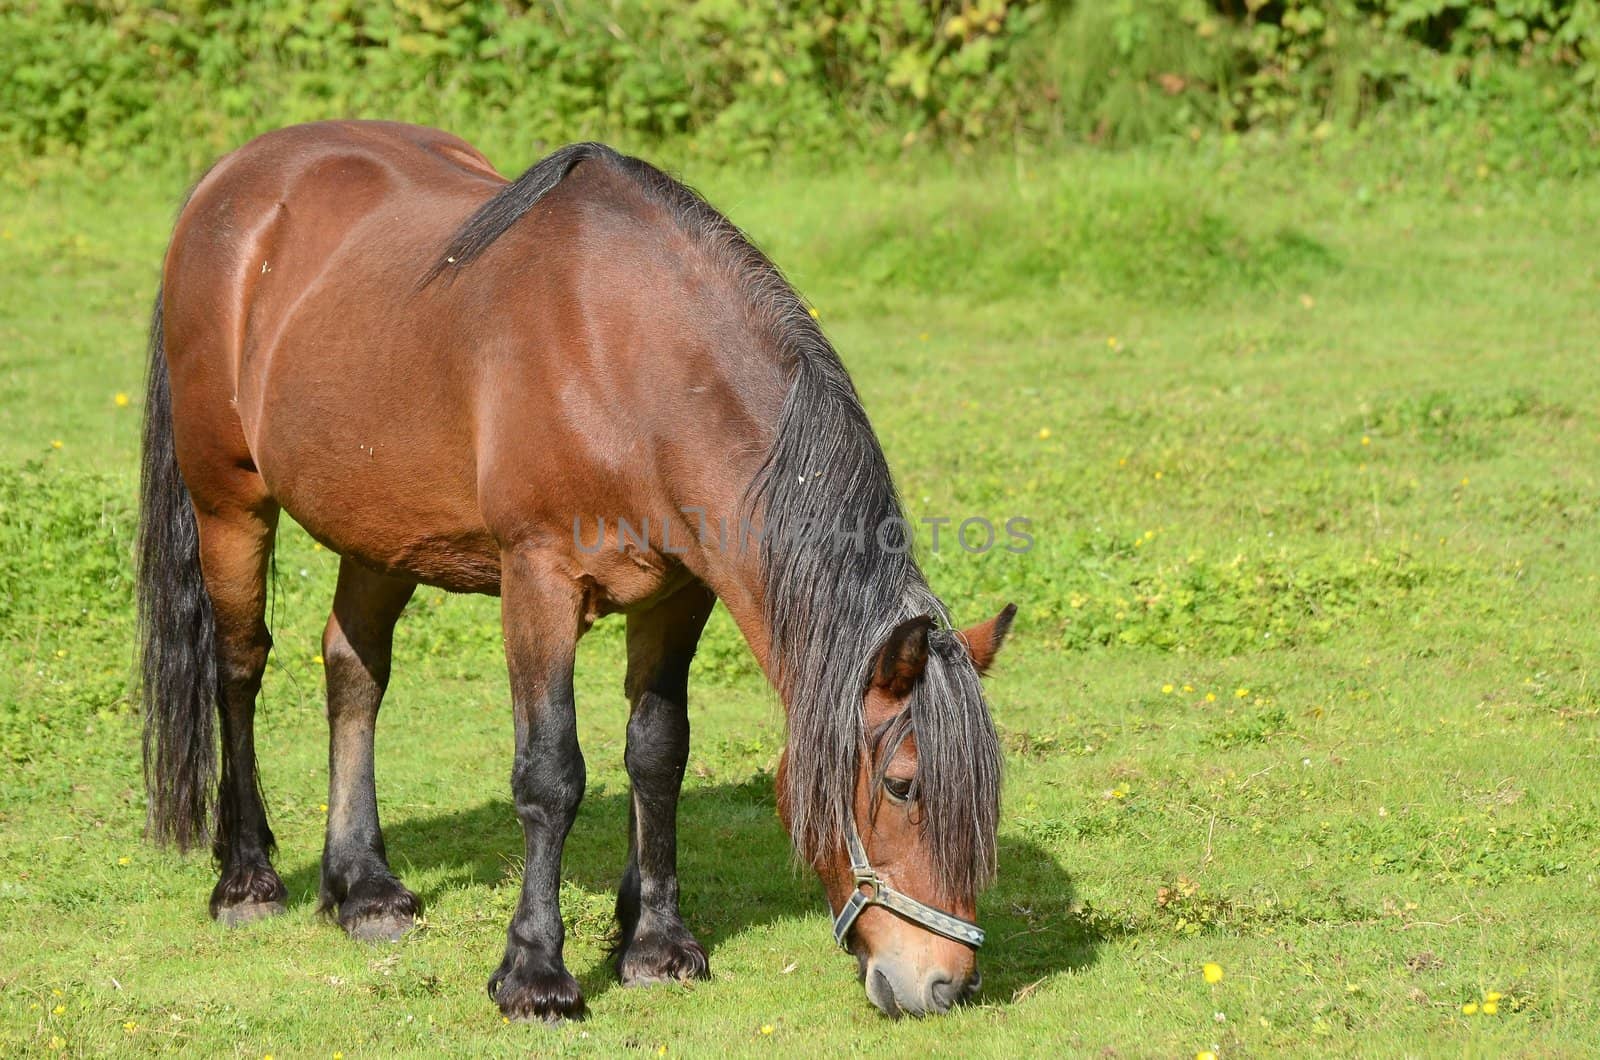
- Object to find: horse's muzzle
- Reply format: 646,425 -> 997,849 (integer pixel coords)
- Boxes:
863,960 -> 981,1018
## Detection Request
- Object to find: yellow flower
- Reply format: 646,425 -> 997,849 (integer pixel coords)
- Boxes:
918,332 -> 929,342
1153,470 -> 1164,480
1202,962 -> 1224,984
1205,692 -> 1217,703
52,1004 -> 66,1015
1360,435 -> 1371,446
658,1048 -> 667,1057
1235,687 -> 1249,698
1037,427 -> 1052,440
1482,1001 -> 1498,1015
1484,991 -> 1502,1003
1462,1002 -> 1478,1015
118,856 -> 131,866
1197,1052 -> 1217,1060
123,1021 -> 138,1033
1162,683 -> 1175,694
114,392 -> 130,407
320,804 -> 329,813
1111,787 -> 1128,799
1107,336 -> 1119,348
1183,684 -> 1194,692
334,1054 -> 344,1059
760,1024 -> 774,1035
51,439 -> 63,449
314,654 -> 325,665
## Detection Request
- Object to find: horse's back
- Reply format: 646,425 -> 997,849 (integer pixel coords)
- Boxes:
162,122 -> 510,588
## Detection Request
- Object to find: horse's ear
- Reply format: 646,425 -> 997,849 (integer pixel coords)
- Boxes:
871,615 -> 935,697
962,603 -> 1017,675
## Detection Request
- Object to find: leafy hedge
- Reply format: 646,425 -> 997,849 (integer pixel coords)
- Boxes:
0,0 -> 1050,164
1040,0 -> 1600,162
1,0 -> 1598,165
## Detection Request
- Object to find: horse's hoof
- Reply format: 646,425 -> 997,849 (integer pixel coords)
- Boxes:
618,929 -> 710,986
344,913 -> 414,943
490,960 -> 586,1023
210,864 -> 288,926
215,899 -> 287,926
336,877 -> 420,943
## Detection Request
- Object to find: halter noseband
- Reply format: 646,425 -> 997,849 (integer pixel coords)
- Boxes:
831,819 -> 985,950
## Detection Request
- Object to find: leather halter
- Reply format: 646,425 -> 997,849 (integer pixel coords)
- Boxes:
831,820 -> 985,950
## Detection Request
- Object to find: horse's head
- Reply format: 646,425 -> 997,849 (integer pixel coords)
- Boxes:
780,603 -> 1014,1017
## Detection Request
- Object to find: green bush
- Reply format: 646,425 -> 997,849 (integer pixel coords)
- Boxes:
1034,0 -> 1600,147
0,1 -> 1598,165
0,0 -> 1047,164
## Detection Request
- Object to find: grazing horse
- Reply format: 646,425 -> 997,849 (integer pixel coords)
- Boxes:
137,121 -> 1014,1020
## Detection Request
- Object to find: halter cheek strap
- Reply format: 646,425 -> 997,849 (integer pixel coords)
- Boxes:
831,821 -> 985,950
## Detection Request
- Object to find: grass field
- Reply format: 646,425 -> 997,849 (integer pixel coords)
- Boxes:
3,136 -> 1600,1057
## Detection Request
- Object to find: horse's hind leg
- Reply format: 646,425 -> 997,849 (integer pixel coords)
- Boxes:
615,582 -> 716,985
318,558 -> 419,942
198,502 -> 288,924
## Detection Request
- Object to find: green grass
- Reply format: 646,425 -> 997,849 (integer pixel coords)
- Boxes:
3,135 -> 1600,1056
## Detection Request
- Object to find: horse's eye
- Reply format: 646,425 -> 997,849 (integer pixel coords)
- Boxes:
882,776 -> 914,803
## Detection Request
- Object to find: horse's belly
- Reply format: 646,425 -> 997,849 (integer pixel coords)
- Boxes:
252,409 -> 501,593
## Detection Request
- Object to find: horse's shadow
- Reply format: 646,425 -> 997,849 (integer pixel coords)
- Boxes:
282,774 -> 1101,1007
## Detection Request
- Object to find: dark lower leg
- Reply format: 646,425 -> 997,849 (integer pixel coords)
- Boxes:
209,629 -> 286,922
319,559 -> 418,942
200,507 -> 286,924
615,584 -> 714,984
488,548 -> 586,1021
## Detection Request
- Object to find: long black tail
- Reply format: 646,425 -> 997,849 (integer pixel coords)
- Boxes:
137,286 -> 218,851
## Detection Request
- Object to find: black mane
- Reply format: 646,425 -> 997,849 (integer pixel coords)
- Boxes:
421,141 -> 619,286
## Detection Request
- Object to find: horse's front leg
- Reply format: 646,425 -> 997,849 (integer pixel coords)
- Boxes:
615,582 -> 716,985
489,547 -> 587,1022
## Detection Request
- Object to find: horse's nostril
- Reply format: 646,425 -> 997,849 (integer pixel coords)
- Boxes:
926,974 -> 963,1013
865,967 -> 902,1018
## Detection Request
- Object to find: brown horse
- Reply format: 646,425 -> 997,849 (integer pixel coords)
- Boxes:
137,120 -> 1014,1020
